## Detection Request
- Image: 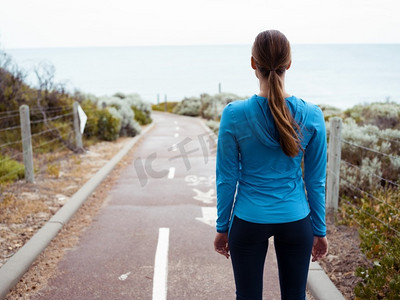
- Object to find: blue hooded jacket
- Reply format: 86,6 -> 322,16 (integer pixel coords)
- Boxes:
216,95 -> 327,236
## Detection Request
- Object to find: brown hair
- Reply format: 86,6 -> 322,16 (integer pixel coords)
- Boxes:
252,30 -> 302,157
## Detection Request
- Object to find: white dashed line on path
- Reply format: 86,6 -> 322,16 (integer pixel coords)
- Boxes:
196,207 -> 217,227
152,228 -> 170,300
167,167 -> 175,179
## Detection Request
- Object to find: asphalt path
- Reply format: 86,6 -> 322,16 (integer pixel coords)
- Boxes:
34,112 -> 281,299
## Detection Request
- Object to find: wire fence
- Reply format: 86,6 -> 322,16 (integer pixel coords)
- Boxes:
342,139 -> 399,160
0,104 -> 80,186
334,123 -> 400,261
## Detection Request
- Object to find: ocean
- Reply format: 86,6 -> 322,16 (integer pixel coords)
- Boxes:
5,44 -> 400,109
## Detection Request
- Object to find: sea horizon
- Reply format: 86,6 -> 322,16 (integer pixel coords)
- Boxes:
5,42 -> 400,50
4,44 -> 400,110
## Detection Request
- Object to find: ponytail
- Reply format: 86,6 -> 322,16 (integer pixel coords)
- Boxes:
267,70 -> 302,157
252,30 -> 302,157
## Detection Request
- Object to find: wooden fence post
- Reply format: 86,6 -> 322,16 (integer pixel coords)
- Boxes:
327,117 -> 342,211
164,94 -> 167,112
73,102 -> 83,151
19,105 -> 34,183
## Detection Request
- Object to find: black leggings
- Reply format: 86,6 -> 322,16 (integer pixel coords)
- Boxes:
228,215 -> 314,300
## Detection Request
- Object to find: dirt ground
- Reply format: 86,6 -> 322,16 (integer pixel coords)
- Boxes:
319,213 -> 372,299
1,134 -> 370,299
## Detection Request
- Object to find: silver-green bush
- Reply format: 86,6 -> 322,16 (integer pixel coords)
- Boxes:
173,93 -> 244,119
326,113 -> 400,195
85,93 -> 153,138
172,96 -> 202,116
344,102 -> 400,129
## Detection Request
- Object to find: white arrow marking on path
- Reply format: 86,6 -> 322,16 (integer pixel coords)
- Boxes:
192,188 -> 216,204
196,207 -> 217,227
185,175 -> 215,186
152,228 -> 170,300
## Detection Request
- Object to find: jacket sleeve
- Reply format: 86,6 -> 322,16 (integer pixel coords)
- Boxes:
216,104 -> 240,233
304,106 -> 327,237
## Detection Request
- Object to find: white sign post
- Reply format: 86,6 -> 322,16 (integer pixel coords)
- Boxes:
77,104 -> 87,134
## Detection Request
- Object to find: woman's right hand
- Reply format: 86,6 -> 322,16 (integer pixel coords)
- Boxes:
312,236 -> 328,262
214,232 -> 230,259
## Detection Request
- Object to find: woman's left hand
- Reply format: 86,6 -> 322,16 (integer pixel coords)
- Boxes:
312,236 -> 328,262
214,232 -> 230,259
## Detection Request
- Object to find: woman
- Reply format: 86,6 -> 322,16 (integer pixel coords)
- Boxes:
214,30 -> 328,300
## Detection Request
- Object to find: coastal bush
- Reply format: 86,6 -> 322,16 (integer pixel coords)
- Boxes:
200,93 -> 242,120
80,99 -> 100,139
96,108 -> 121,141
205,120 -> 220,134
86,93 -> 153,137
151,101 -> 178,113
318,104 -> 343,121
114,93 -> 152,125
172,96 -> 202,116
94,96 -> 141,137
339,118 -> 400,195
131,106 -> 151,125
344,102 -> 400,130
172,93 -> 243,119
0,154 -> 25,184
340,188 -> 400,299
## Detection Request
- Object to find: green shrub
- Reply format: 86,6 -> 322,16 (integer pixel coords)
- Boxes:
0,154 -> 25,184
97,108 -> 121,141
85,94 -> 148,137
151,102 -> 178,112
131,105 -> 152,125
81,99 -> 100,139
341,189 -> 400,299
97,96 -> 140,137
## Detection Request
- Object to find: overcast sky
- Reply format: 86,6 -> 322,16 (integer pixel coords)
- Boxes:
1,0 -> 399,49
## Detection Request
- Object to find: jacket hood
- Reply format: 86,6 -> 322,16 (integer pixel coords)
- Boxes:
244,95 -> 302,148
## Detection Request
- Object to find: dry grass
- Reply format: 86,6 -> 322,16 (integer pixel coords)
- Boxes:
0,194 -> 49,224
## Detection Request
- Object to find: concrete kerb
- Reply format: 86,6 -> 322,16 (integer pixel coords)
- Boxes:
0,122 -> 155,300
308,261 -> 345,300
198,118 -> 345,300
